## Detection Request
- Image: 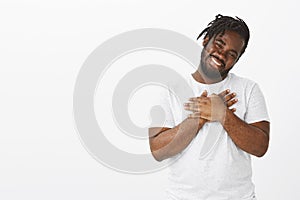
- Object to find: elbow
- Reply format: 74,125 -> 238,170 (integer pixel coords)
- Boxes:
254,132 -> 270,157
151,151 -> 164,162
254,143 -> 269,158
255,151 -> 267,158
150,147 -> 167,162
149,143 -> 170,161
149,138 -> 168,162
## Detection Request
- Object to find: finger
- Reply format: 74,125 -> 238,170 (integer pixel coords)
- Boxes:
185,107 -> 200,112
188,112 -> 201,118
224,92 -> 236,102
184,103 -> 200,112
188,97 -> 198,102
226,98 -> 238,107
189,96 -> 208,102
189,90 -> 208,102
218,89 -> 230,99
200,90 -> 208,97
230,108 -> 236,112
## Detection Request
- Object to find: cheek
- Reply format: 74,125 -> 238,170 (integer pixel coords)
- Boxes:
225,61 -> 236,71
202,46 -> 214,59
205,45 -> 215,54
227,57 -> 238,65
228,60 -> 235,66
201,47 -> 208,60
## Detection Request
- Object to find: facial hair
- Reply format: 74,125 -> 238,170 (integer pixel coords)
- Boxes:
199,50 -> 232,81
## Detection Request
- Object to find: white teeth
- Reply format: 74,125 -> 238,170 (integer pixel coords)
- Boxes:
211,57 -> 222,66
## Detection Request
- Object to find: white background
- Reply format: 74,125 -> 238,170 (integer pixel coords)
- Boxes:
1,0 -> 299,199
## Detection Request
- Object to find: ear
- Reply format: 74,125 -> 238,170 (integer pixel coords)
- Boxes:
202,37 -> 210,47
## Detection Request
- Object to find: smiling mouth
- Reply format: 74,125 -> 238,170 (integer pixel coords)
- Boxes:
210,56 -> 225,69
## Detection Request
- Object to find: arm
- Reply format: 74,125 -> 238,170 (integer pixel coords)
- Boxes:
222,111 -> 269,157
149,90 -> 236,161
185,94 -> 270,157
149,118 -> 206,161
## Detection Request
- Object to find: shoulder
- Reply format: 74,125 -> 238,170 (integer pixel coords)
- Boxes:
165,74 -> 194,98
230,73 -> 256,85
229,73 -> 258,92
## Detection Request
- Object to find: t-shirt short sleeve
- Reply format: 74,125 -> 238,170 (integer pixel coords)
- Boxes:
150,87 -> 175,128
245,83 -> 270,124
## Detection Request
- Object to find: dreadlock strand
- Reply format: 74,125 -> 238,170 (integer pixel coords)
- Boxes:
197,14 -> 250,56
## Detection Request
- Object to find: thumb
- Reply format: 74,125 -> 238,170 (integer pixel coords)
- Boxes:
201,90 -> 208,97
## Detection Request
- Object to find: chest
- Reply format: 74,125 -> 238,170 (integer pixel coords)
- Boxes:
170,85 -> 249,125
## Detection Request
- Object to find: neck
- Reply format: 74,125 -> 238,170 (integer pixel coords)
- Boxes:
192,70 -> 226,85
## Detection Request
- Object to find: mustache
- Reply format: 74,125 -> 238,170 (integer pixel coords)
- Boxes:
210,54 -> 225,67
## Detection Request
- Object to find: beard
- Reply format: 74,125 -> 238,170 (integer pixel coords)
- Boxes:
199,50 -> 232,81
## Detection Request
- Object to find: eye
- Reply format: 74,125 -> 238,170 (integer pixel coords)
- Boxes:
215,41 -> 222,48
228,51 -> 237,59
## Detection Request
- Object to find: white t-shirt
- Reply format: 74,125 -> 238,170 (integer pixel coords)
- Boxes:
155,73 -> 269,200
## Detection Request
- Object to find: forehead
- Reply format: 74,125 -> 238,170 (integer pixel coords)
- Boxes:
214,30 -> 245,53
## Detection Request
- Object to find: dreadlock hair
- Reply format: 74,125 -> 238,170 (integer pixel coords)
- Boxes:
197,14 -> 250,57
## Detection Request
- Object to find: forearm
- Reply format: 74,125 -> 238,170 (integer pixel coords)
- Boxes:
149,118 -> 206,161
222,109 -> 269,157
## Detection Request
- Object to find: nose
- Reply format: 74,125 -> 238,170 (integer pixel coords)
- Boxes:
216,49 -> 226,61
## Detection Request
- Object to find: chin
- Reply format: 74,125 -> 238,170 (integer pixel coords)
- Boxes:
205,71 -> 223,79
200,63 -> 223,79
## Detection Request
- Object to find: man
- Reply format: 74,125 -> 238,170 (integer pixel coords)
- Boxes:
149,14 -> 270,200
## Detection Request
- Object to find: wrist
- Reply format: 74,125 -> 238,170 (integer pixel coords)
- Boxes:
199,117 -> 207,124
184,117 -> 206,133
197,118 -> 207,132
220,107 -> 231,126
